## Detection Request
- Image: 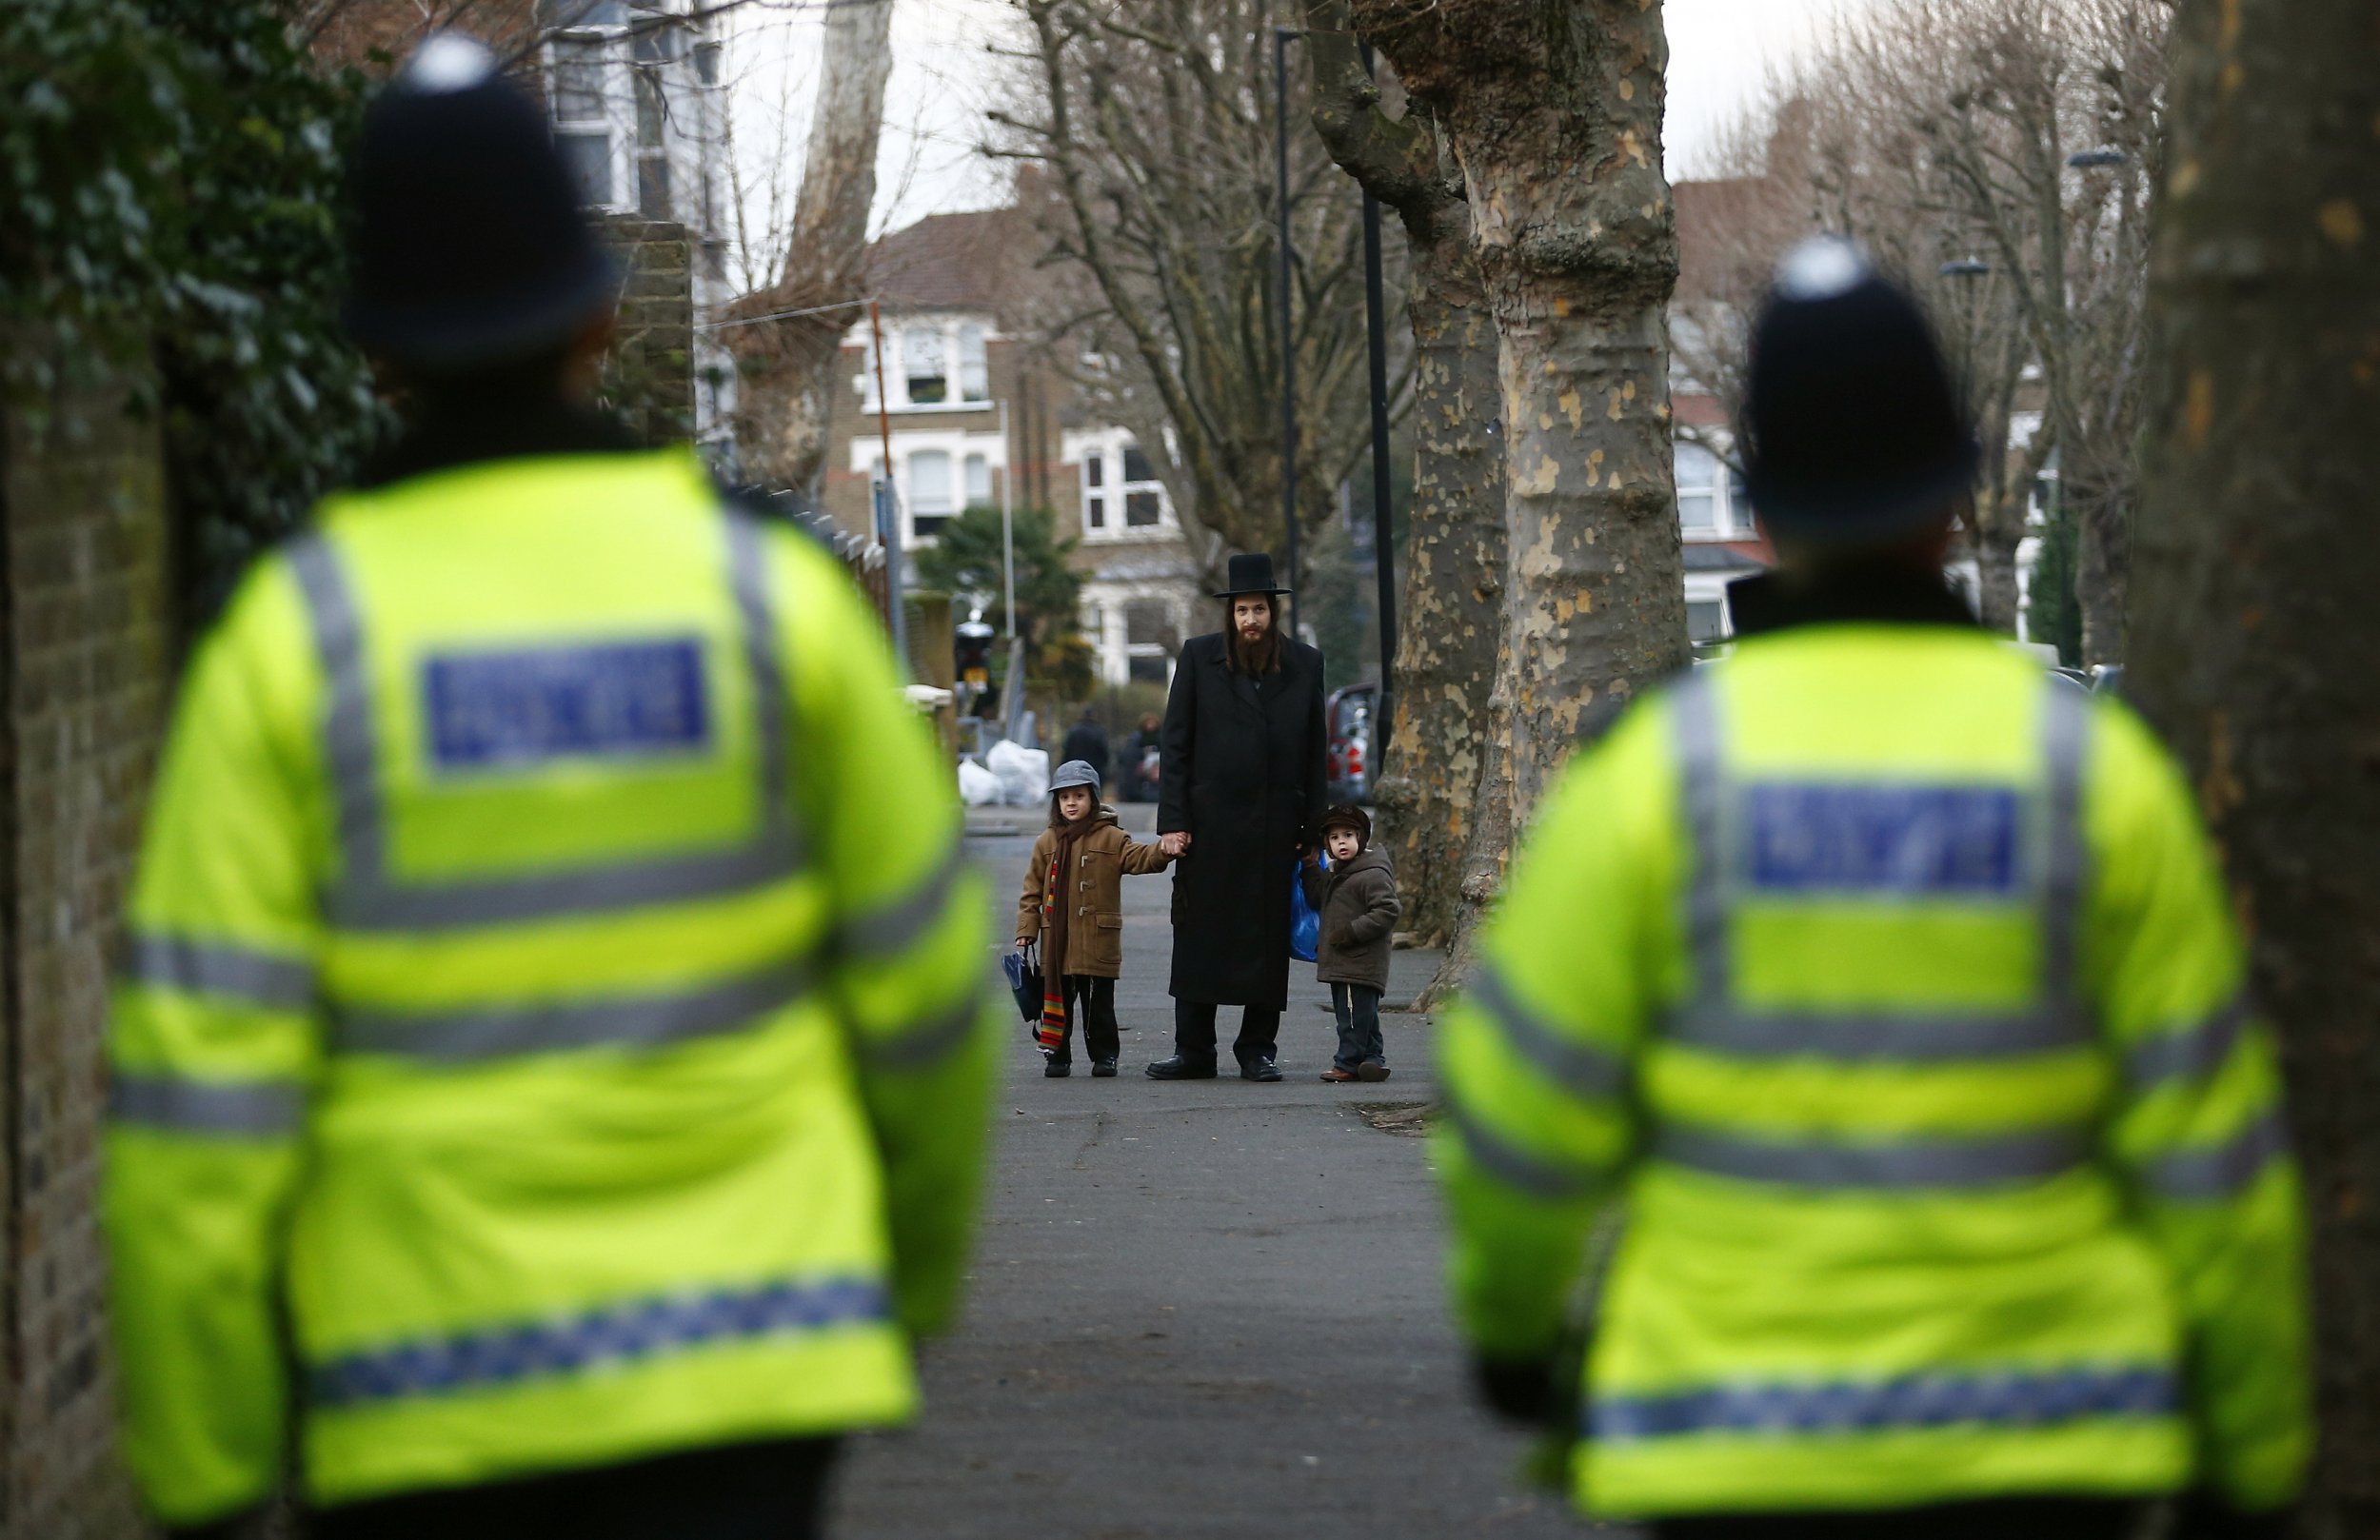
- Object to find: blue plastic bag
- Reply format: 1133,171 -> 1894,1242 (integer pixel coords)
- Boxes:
1289,856 -> 1326,963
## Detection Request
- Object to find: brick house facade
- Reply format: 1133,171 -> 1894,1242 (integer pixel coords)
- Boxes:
820,207 -> 1203,689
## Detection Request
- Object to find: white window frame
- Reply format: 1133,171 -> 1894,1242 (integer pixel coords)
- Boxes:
1675,430 -> 1751,541
852,314 -> 1000,414
1081,582 -> 1189,687
1682,572 -> 1755,645
847,428 -> 1006,550
1065,427 -> 1176,543
546,27 -> 623,209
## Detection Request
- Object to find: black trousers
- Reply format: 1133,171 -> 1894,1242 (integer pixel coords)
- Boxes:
1050,974 -> 1119,1065
311,1436 -> 841,1540
1650,1497 -> 2146,1540
1173,998 -> 1280,1065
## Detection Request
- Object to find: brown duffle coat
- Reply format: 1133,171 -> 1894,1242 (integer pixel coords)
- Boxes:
1299,846 -> 1400,994
1015,806 -> 1173,978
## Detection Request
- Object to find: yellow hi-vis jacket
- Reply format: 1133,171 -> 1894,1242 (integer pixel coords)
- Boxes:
103,447 -> 995,1527
1437,623 -> 2310,1521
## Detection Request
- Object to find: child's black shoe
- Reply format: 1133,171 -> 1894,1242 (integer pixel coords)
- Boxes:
1091,1058 -> 1117,1077
1044,1059 -> 1072,1077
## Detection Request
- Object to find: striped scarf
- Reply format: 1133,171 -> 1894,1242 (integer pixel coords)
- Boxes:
1034,817 -> 1094,1053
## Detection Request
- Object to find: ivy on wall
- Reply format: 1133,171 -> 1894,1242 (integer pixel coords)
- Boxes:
2,0 -> 387,628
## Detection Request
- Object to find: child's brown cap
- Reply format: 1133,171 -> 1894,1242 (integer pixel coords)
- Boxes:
1319,803 -> 1372,846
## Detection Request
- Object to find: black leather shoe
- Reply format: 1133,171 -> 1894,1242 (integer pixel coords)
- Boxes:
1044,1059 -> 1072,1077
1091,1058 -> 1118,1077
1144,1055 -> 1218,1079
1240,1056 -> 1284,1082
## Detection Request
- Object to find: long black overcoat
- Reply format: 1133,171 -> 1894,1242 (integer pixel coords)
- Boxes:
1158,632 -> 1329,1008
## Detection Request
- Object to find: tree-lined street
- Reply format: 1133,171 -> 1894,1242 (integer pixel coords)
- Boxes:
834,811 -> 1591,1539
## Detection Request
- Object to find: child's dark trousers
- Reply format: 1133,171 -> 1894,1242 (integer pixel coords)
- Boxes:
1330,983 -> 1384,1072
1052,975 -> 1120,1066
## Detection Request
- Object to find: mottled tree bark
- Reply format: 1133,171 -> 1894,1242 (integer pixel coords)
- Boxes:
1378,240 -> 1506,945
1359,0 -> 1689,828
2073,477 -> 2131,666
2124,1 -> 2380,1533
1307,11 -> 1504,947
728,0 -> 892,498
1415,629 -> 1517,1009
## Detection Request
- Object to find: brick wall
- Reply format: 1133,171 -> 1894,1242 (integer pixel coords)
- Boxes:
0,344 -> 172,1539
597,217 -> 697,446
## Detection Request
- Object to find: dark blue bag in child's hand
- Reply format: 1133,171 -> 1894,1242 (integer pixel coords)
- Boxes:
1289,857 -> 1326,963
1002,944 -> 1043,1025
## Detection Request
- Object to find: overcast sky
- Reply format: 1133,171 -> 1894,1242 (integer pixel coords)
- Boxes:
722,0 -> 1876,273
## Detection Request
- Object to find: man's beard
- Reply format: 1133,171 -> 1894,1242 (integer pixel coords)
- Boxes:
1225,613 -> 1281,675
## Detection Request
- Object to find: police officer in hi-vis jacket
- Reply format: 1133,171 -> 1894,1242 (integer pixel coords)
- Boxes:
1435,238 -> 2309,1540
103,36 -> 993,1540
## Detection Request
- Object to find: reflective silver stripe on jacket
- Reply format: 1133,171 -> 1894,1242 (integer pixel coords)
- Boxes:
1654,1122 -> 2092,1190
331,958 -> 815,1062
2141,1108 -> 2290,1201
1661,672 -> 2094,1066
120,934 -> 317,1012
2125,991 -> 2251,1090
1592,1364 -> 2177,1442
287,507 -> 805,936
854,987 -> 983,1073
1446,1100 -> 1601,1201
1671,673 -> 1733,1009
109,1072 -> 307,1136
839,844 -> 969,961
2036,683 -> 2091,1007
1469,962 -> 1629,1097
309,1274 -> 891,1410
1664,1004 -> 2083,1063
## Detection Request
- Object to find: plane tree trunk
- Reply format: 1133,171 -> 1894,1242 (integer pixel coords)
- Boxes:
2123,1 -> 2380,1531
727,0 -> 892,498
1306,12 -> 1504,949
1356,0 -> 1689,829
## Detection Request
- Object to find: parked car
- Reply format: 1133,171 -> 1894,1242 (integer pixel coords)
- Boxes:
1326,682 -> 1378,806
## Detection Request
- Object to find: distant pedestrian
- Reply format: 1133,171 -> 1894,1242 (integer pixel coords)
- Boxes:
1301,805 -> 1400,1083
1016,760 -> 1174,1077
1149,554 -> 1328,1082
1121,713 -> 1163,802
1061,708 -> 1110,782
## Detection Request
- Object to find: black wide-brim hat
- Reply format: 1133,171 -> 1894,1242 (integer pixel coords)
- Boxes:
1214,551 -> 1293,599
342,35 -> 623,373
1739,238 -> 1981,543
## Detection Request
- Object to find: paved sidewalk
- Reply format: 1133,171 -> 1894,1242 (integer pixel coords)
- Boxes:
830,825 -> 1600,1539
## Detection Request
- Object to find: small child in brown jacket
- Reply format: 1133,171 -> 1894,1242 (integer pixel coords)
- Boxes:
1300,803 -> 1401,1082
1016,759 -> 1173,1077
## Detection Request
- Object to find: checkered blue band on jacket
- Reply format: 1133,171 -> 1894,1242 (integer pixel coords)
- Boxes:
309,1276 -> 891,1410
1590,1366 -> 2177,1442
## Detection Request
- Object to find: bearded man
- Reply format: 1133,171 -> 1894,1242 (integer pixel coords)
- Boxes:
1147,554 -> 1330,1081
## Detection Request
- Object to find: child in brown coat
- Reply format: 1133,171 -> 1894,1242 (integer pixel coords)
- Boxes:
1300,803 -> 1401,1082
1016,759 -> 1173,1077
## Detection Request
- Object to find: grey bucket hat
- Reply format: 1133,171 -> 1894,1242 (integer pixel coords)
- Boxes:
1051,759 -> 1103,794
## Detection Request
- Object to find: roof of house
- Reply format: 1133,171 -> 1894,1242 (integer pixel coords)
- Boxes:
1682,542 -> 1773,573
865,207 -> 1023,313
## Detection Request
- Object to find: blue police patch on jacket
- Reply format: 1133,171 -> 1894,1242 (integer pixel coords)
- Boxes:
424,639 -> 710,771
1743,782 -> 2022,897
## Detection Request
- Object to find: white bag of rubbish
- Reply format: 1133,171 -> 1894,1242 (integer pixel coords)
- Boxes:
957,758 -> 1003,807
984,738 -> 1049,806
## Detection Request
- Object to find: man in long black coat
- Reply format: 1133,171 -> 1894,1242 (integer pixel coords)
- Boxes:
1147,553 -> 1328,1081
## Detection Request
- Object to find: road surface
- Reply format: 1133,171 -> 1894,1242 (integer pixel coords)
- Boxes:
831,804 -> 1602,1539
